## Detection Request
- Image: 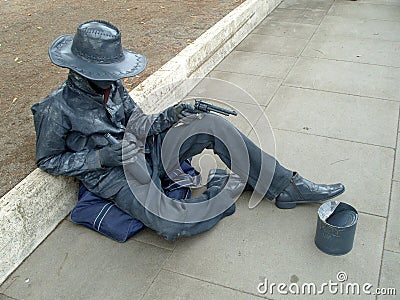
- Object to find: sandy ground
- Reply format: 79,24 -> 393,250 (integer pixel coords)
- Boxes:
0,0 -> 242,197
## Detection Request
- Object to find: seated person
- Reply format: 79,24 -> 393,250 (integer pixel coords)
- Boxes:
32,20 -> 344,240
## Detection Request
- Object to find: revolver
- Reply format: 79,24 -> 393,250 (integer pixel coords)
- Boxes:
194,99 -> 237,116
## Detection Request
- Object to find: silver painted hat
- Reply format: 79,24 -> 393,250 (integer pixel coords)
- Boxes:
48,20 -> 147,80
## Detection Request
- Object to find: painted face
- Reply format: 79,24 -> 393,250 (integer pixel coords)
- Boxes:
90,80 -> 115,90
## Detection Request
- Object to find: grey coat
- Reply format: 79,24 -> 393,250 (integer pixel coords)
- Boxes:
32,71 -> 178,199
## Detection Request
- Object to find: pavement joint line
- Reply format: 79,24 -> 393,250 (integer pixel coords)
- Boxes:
379,108 -> 400,268
62,216 -> 180,252
278,202 -> 388,220
0,293 -> 18,300
245,32 -> 310,41
159,268 -> 269,299
325,13 -> 400,24
324,13 -> 400,25
313,36 -> 400,47
233,48 -> 301,58
274,7 -> 327,12
341,1 -> 400,7
213,68 -> 285,80
208,69 -> 287,82
0,0 -> 284,286
260,0 -> 333,117
299,54 -> 400,70
304,32 -> 400,45
394,107 -> 400,178
138,242 -> 186,300
348,211 -> 387,220
140,247 -> 175,300
330,0 -> 400,12
281,84 -> 400,103
63,214 -> 177,251
259,19 -> 322,27
246,103 -> 275,140
233,48 -> 304,59
131,237 -> 175,252
272,127 -> 397,151
377,181 -> 394,293
383,248 -> 400,255
261,0 -> 328,113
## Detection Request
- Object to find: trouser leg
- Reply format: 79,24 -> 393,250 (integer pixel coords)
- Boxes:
113,184 -> 236,240
114,113 -> 292,240
161,113 -> 292,200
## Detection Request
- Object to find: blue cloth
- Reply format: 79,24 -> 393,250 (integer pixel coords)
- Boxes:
70,184 -> 144,242
70,160 -> 198,242
162,159 -> 200,200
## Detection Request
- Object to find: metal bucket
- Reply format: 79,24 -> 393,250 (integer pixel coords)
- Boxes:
315,201 -> 358,256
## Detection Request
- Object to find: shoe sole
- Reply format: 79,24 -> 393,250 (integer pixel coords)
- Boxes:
275,188 -> 345,209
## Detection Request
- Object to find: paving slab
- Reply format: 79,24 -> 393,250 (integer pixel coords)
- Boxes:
266,8 -> 327,25
266,86 -> 399,148
2,1 -> 398,299
163,196 -> 386,299
284,56 -> 400,101
249,128 -> 394,217
214,50 -> 296,78
189,71 -> 282,106
0,294 -> 16,300
132,227 -> 176,251
337,0 -> 400,6
185,92 -> 266,136
317,15 -> 400,42
328,2 -> 400,22
302,33 -> 400,68
378,250 -> 400,299
252,20 -> 317,39
199,99 -> 266,136
190,149 -> 228,189
143,270 -> 261,300
394,131 -> 400,182
384,181 -> 400,253
236,33 -> 309,57
0,220 -> 171,300
279,0 -> 334,10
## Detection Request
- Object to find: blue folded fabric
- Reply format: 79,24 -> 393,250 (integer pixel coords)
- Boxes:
70,160 -> 198,242
70,184 -> 144,243
162,159 -> 200,200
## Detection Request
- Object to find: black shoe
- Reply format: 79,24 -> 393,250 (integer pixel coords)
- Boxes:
275,172 -> 345,209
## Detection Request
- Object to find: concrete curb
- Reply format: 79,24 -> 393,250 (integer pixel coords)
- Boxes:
130,0 -> 281,112
0,0 -> 281,285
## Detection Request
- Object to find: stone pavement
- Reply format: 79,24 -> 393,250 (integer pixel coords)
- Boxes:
1,0 -> 399,299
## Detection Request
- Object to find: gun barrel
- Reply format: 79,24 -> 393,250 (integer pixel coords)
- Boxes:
209,104 -> 237,116
194,100 -> 237,116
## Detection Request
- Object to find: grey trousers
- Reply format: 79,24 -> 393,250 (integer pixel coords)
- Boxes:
114,114 -> 292,240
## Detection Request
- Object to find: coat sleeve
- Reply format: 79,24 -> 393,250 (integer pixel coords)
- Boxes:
122,87 -> 178,138
32,102 -> 102,177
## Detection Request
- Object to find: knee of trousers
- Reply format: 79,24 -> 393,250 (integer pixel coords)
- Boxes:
150,217 -> 214,241
113,193 -> 194,241
153,220 -> 194,241
150,203 -> 236,241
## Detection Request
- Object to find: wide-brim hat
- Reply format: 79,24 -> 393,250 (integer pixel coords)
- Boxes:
48,20 -> 147,81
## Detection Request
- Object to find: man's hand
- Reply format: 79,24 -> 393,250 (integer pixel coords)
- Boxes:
98,142 -> 140,168
172,103 -> 202,119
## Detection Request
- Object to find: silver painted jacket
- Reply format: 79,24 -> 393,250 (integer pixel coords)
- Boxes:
32,71 -> 178,199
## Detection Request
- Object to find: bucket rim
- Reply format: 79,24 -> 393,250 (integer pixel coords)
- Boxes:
318,201 -> 359,229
